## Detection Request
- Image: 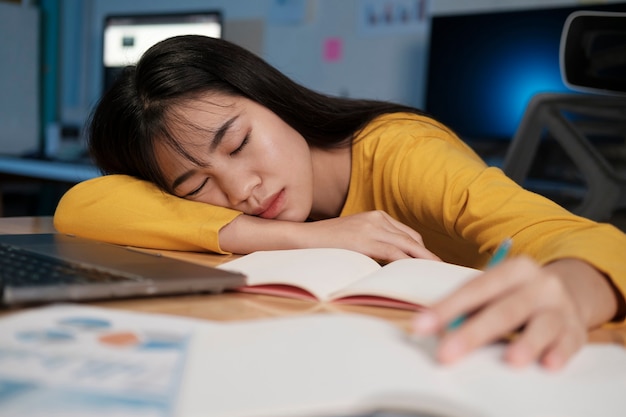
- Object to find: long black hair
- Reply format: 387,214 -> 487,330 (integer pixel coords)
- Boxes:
88,35 -> 424,192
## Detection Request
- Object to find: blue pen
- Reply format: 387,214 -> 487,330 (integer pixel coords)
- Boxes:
486,238 -> 513,269
446,238 -> 513,331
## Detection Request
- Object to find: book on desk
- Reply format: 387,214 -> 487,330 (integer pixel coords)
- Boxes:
218,247 -> 480,310
1,304 -> 625,417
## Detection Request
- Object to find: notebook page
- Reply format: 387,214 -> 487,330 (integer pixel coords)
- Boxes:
330,258 -> 480,306
218,248 -> 381,300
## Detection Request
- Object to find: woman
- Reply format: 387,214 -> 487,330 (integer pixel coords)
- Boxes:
55,35 -> 626,370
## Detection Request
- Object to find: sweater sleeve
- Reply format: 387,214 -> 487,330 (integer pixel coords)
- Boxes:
394,135 -> 626,313
53,175 -> 242,253
344,113 -> 626,319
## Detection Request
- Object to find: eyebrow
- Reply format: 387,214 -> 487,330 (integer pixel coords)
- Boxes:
171,115 -> 238,191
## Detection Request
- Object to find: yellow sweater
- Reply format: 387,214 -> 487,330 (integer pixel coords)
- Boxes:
55,113 -> 626,303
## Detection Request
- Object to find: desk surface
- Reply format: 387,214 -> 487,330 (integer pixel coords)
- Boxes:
2,216 -> 626,346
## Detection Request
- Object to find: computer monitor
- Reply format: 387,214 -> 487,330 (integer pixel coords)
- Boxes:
102,10 -> 222,93
424,3 -> 626,147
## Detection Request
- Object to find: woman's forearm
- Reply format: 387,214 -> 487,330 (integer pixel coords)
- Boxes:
218,215 -> 303,253
219,211 -> 439,261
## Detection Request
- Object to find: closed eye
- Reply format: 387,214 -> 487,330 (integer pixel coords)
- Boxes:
185,178 -> 209,197
230,134 -> 249,156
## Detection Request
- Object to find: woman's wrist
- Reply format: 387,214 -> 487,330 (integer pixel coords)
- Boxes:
544,258 -> 622,328
218,214 -> 304,254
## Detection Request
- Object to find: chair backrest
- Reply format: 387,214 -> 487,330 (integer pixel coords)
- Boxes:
560,11 -> 626,95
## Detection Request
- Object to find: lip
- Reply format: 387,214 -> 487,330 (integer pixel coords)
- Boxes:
257,189 -> 286,219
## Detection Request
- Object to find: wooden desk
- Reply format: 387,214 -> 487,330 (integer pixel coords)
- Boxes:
2,216 -> 626,346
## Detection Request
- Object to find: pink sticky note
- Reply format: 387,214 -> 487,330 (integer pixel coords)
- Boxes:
323,38 -> 343,62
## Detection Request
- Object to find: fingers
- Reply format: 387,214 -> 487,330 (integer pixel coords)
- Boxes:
420,257 -> 538,329
412,257 -> 588,369
506,311 -> 587,370
368,211 -> 441,262
307,211 -> 440,262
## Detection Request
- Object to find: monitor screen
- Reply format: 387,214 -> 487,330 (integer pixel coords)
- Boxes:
424,3 -> 626,145
102,10 -> 222,93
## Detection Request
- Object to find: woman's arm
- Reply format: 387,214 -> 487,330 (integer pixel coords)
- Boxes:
370,127 -> 626,368
219,210 -> 440,262
55,175 -> 438,261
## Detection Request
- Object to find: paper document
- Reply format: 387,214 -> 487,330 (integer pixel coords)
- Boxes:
0,305 -> 209,417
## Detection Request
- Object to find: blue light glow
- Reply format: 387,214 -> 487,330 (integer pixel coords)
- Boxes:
425,3 -> 626,142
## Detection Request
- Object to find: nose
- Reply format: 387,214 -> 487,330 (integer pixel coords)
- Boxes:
219,169 -> 259,208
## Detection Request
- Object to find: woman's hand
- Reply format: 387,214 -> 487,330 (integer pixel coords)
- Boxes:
412,257 -> 620,370
299,211 -> 440,262
219,211 -> 439,263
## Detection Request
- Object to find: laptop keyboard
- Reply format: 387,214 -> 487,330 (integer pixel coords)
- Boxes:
0,243 -> 147,287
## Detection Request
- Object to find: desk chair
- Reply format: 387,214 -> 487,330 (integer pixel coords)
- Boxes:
502,11 -> 626,221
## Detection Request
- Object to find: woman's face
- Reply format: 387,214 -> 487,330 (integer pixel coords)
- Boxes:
155,93 -> 314,222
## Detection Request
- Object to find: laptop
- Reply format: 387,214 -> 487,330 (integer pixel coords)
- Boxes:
0,233 -> 247,307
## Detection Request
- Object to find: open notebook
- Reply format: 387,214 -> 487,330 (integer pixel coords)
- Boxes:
0,233 -> 246,306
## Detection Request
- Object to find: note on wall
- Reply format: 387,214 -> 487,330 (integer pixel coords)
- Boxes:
269,0 -> 310,25
358,0 -> 431,36
323,37 -> 343,62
